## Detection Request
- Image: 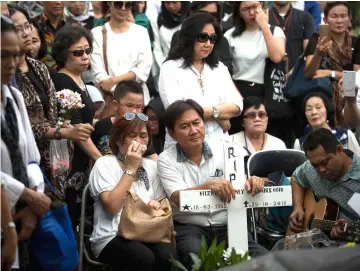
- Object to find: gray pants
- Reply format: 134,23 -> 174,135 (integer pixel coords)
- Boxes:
175,223 -> 268,269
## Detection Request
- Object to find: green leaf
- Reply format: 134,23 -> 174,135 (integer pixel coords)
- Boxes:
200,235 -> 207,261
189,253 -> 201,270
208,238 -> 218,256
170,254 -> 189,271
215,241 -> 225,260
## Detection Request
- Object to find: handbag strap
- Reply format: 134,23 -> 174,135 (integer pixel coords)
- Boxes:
28,161 -> 55,193
102,25 -> 108,74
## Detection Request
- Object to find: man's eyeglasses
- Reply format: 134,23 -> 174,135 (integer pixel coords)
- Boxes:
112,1 -> 132,10
240,3 -> 261,13
243,111 -> 268,120
124,112 -> 148,122
14,22 -> 33,34
197,33 -> 218,44
68,47 -> 92,57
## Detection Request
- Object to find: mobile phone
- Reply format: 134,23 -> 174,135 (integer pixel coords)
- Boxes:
343,70 -> 356,97
319,24 -> 330,38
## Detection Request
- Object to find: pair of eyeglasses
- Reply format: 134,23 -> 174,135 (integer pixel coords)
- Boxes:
243,111 -> 268,120
14,22 -> 33,34
118,102 -> 143,110
112,1 -> 132,10
148,116 -> 158,122
68,47 -> 92,57
240,3 -> 261,13
124,112 -> 148,122
197,33 -> 218,44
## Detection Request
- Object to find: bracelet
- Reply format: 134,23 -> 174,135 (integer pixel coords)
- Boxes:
4,222 -> 16,229
123,170 -> 136,178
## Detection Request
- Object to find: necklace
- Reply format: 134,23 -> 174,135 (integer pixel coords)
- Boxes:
244,132 -> 266,153
190,62 -> 205,96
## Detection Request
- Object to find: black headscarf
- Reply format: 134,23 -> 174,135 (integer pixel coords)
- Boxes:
157,1 -> 190,29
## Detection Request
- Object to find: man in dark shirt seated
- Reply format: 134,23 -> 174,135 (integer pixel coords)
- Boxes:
289,128 -> 360,242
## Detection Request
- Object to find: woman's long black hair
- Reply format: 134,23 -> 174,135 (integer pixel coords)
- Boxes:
166,12 -> 221,69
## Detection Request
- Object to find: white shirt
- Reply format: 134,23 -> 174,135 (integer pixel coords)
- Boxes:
0,85 -> 43,210
225,25 -> 286,84
294,130 -> 360,156
89,155 -> 166,258
151,18 -> 181,69
159,59 -> 243,148
91,23 -> 153,103
157,140 -> 227,227
232,131 -> 287,154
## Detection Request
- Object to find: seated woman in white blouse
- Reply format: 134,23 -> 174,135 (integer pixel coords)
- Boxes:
89,113 -> 178,270
224,1 -> 285,134
232,96 -> 287,189
294,92 -> 360,155
91,1 -> 153,104
159,12 -> 243,149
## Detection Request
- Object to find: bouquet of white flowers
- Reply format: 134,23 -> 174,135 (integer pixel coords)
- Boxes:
56,89 -> 84,125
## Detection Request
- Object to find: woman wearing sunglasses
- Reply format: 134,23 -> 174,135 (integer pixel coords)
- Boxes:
9,7 -> 93,196
232,96 -> 286,195
51,24 -> 102,229
89,113 -> 178,270
91,1 -> 152,104
159,12 -> 243,149
224,1 -> 285,134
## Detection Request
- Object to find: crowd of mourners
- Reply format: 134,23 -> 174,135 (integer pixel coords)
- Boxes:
1,1 -> 360,271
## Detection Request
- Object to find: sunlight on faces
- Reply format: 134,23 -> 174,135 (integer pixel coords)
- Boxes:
169,109 -> 205,149
164,1 -> 181,15
307,145 -> 344,180
194,24 -> 215,60
239,1 -> 262,24
119,124 -> 149,155
114,92 -> 144,117
145,108 -> 159,135
69,1 -> 86,16
29,27 -> 41,59
324,5 -> 349,34
1,31 -> 21,84
10,11 -> 32,53
305,97 -> 328,129
66,37 -> 91,73
242,104 -> 268,135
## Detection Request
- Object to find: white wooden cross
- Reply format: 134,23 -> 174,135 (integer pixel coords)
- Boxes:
179,144 -> 293,252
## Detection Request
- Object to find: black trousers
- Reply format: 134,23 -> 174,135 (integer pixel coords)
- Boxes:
98,236 -> 179,271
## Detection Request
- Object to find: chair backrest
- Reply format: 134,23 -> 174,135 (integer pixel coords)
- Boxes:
247,150 -> 307,178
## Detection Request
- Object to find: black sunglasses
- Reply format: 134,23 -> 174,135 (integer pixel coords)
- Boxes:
68,47 -> 92,57
197,33 -> 218,44
113,1 -> 132,10
124,112 -> 148,122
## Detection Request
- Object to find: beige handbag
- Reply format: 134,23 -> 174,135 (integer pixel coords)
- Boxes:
118,191 -> 176,245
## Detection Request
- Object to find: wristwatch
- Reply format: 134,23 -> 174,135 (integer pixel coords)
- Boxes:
330,70 -> 336,79
212,106 -> 220,119
124,170 -> 136,178
54,127 -> 62,140
4,222 -> 16,229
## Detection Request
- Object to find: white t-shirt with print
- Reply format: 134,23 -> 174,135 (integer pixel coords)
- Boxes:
89,155 -> 166,258
224,25 -> 286,84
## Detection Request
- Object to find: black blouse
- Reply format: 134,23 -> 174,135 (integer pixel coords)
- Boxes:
51,72 -> 95,173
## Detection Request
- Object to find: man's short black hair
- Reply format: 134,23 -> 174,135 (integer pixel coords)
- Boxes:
324,1 -> 350,17
52,24 -> 93,69
303,128 -> 339,155
164,99 -> 204,131
113,80 -> 144,102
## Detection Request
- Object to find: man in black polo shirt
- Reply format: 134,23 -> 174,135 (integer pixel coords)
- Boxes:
269,1 -> 315,72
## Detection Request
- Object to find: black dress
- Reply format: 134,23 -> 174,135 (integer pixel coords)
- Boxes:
52,72 -> 95,229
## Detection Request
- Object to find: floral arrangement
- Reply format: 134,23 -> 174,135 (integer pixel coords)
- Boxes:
50,159 -> 70,178
56,89 -> 84,125
170,236 -> 250,271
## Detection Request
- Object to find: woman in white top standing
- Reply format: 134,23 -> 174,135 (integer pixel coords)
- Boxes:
159,12 -> 243,149
152,1 -> 190,73
91,1 -> 153,104
224,1 -> 285,134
